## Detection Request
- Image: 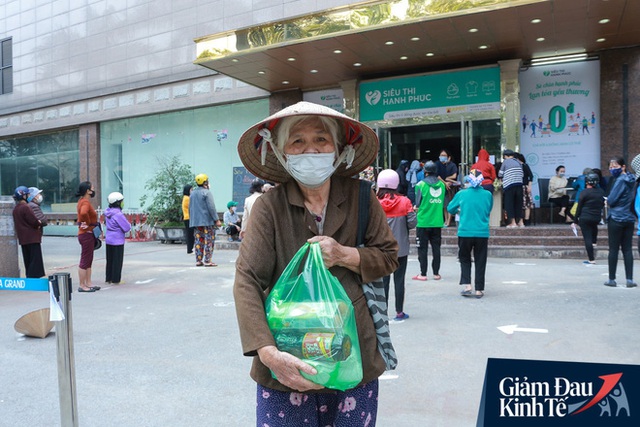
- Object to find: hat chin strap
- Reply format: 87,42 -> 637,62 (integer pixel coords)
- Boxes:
257,127 -> 356,171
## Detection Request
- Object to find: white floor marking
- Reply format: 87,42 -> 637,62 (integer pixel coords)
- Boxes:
498,324 -> 549,335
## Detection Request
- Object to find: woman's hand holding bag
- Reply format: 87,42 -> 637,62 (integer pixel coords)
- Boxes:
265,242 -> 363,391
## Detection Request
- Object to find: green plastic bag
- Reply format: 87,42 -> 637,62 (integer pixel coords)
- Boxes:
265,242 -> 363,391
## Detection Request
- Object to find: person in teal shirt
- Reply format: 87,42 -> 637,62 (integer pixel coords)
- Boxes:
412,161 -> 446,281
447,170 -> 493,298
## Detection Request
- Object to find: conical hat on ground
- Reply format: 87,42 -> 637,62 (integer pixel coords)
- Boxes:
14,308 -> 54,339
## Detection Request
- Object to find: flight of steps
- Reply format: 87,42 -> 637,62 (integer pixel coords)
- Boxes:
215,224 -> 639,260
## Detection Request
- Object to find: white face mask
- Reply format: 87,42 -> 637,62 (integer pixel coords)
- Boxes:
285,152 -> 337,188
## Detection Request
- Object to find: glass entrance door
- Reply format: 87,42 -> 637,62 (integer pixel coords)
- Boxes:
380,119 -> 501,178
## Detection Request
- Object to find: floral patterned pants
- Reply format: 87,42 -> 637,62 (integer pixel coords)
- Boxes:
256,380 -> 378,426
194,226 -> 215,264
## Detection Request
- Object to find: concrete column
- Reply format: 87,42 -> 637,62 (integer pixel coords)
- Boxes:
268,91 -> 303,115
340,79 -> 358,119
0,196 -> 20,277
498,59 -> 522,152
78,123 -> 101,205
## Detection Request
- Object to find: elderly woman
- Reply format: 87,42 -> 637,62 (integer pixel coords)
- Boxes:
234,102 -> 399,426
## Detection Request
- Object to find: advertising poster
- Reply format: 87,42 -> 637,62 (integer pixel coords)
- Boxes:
519,61 -> 600,179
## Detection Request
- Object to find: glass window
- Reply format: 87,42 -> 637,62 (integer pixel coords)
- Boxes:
0,130 -> 79,209
1,38 -> 12,95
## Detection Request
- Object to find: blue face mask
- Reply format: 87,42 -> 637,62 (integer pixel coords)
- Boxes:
610,167 -> 622,178
439,156 -> 448,163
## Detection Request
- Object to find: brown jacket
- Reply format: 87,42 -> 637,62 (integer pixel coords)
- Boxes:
13,202 -> 42,245
233,176 -> 399,392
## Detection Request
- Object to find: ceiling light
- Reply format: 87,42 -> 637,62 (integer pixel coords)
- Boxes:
282,81 -> 290,85
258,71 -> 265,75
479,45 -> 488,49
530,53 -> 588,66
400,56 -> 408,60
531,18 -> 541,24
597,38 -> 606,42
411,37 -> 420,41
333,49 -> 342,54
425,52 -> 434,57
385,41 -> 394,45
353,62 -> 362,67
231,59 -> 239,63
599,18 -> 610,24
468,28 -> 478,33
310,69 -> 318,73
536,37 -> 545,42
287,57 -> 296,62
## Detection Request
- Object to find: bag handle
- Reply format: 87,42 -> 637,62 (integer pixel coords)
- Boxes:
356,180 -> 370,248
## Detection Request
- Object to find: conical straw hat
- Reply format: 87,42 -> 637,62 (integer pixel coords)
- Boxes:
237,101 -> 379,183
14,308 -> 54,339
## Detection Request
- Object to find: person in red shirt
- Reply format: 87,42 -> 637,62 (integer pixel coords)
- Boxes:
471,148 -> 497,192
76,181 -> 100,292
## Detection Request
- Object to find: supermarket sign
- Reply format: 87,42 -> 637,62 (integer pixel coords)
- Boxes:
359,67 -> 500,122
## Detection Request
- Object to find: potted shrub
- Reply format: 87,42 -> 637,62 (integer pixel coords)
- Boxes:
140,155 -> 193,243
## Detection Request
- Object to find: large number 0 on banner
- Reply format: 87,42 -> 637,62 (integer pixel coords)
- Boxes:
548,105 -> 566,133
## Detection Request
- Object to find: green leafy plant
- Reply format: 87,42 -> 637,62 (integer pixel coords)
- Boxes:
140,155 -> 193,226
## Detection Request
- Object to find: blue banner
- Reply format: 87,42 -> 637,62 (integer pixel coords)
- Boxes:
0,277 -> 49,292
478,358 -> 639,426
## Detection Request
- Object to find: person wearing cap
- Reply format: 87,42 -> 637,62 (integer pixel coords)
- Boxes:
189,173 -> 221,267
13,186 -> 46,278
376,169 -> 416,321
498,149 -> 524,228
239,178 -> 265,239
575,173 -> 605,265
447,170 -> 494,298
104,192 -> 131,284
223,201 -> 242,242
603,156 -> 636,288
75,181 -> 100,292
233,101 -> 398,425
182,184 -> 195,254
412,161 -> 446,281
27,187 -> 48,233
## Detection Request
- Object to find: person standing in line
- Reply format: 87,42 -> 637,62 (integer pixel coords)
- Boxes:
376,169 -> 416,320
471,149 -> 496,193
239,178 -> 265,240
498,149 -> 524,228
436,149 -> 459,227
631,154 -> 640,260
224,201 -> 242,242
575,173 -> 605,265
515,153 -> 534,226
13,186 -> 45,278
447,170 -> 493,298
604,157 -> 637,288
182,184 -> 195,254
76,181 -> 100,292
104,192 -> 131,284
395,160 -> 410,196
405,160 -> 422,205
413,161 -> 446,281
27,187 -> 48,233
189,173 -> 221,267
